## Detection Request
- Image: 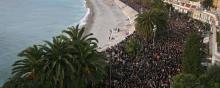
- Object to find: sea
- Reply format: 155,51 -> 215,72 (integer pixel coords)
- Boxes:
0,0 -> 87,85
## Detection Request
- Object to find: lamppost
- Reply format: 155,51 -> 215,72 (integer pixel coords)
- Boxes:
140,8 -> 143,14
108,28 -> 115,88
169,6 -> 172,18
109,29 -> 112,41
153,25 -> 157,48
109,55 -> 112,88
140,0 -> 142,13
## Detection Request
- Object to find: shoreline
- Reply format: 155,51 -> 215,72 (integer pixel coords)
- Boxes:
84,0 -> 138,51
84,0 -> 95,34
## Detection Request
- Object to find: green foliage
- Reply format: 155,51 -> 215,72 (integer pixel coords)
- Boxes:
3,25 -> 107,88
207,65 -> 220,83
172,65 -> 220,88
151,0 -> 165,9
135,8 -> 168,38
125,38 -> 141,55
198,74 -> 210,88
2,77 -> 42,88
135,0 -> 169,38
172,74 -> 199,88
182,32 -> 203,75
164,3 -> 175,13
204,23 -> 211,31
201,0 -> 213,9
217,32 -> 220,46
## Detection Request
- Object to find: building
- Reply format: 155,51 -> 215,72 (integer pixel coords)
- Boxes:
213,0 -> 220,11
192,10 -> 213,24
164,0 -> 200,9
164,0 -> 220,65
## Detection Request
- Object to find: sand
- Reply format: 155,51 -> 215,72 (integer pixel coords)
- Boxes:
85,0 -> 138,51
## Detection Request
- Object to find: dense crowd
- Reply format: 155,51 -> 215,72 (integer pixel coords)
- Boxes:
102,12 -> 207,88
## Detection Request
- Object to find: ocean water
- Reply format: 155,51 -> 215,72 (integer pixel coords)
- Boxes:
0,0 -> 86,85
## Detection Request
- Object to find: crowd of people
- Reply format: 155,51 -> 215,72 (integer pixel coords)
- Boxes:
101,11 -> 207,88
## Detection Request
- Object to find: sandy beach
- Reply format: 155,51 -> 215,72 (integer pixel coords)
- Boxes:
85,0 -> 138,51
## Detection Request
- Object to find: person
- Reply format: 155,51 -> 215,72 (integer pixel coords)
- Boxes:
101,11 -> 207,88
118,28 -> 120,32
109,29 -> 112,40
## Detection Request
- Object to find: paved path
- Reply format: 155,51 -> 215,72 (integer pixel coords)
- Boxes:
165,0 -> 220,64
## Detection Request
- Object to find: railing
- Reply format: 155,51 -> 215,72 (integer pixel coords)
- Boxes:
165,0 -> 220,64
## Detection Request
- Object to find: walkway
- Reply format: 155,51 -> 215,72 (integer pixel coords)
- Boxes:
165,0 -> 220,65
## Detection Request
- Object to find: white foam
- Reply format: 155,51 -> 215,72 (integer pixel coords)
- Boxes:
79,0 -> 90,28
79,8 -> 90,27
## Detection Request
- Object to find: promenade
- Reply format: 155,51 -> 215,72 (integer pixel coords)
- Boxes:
164,0 -> 220,65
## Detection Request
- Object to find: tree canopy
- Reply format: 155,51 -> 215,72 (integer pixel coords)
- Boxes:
201,0 -> 213,10
182,32 -> 203,75
135,8 -> 168,38
3,25 -> 107,88
172,65 -> 220,88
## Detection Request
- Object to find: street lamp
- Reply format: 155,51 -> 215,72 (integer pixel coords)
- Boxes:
140,8 -> 143,14
139,0 -> 143,13
153,25 -> 157,48
169,6 -> 172,18
109,55 -> 112,88
109,29 -> 112,40
108,28 -> 114,88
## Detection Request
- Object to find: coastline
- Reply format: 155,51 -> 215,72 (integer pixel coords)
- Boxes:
84,0 -> 94,33
84,0 -> 138,51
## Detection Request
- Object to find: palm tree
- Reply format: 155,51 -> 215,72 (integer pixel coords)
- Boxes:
4,45 -> 44,88
62,25 -> 98,48
72,41 -> 106,87
135,9 -> 155,38
2,77 -> 39,88
12,45 -> 43,80
135,8 -> 168,38
40,36 -> 74,88
62,25 -> 106,87
6,25 -> 107,88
